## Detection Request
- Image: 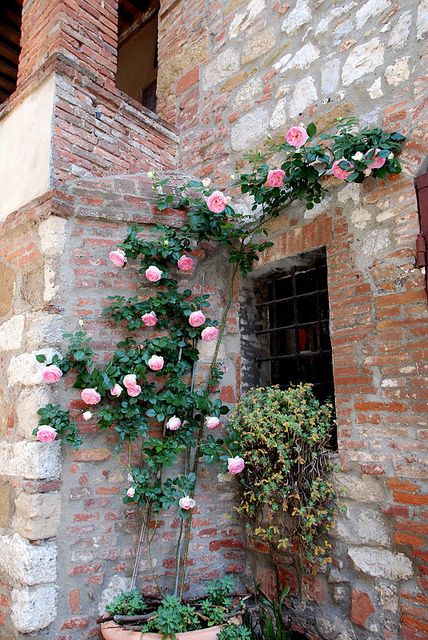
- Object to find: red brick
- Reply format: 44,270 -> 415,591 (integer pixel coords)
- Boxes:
351,589 -> 375,627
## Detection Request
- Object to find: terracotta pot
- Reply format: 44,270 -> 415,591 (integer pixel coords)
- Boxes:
100,620 -> 233,639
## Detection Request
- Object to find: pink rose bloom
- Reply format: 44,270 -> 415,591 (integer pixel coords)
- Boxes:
363,168 -> 372,176
109,249 -> 127,268
127,487 -> 135,498
285,126 -> 308,148
368,149 -> 386,170
228,456 -> 245,475
189,310 -> 206,328
42,365 -> 63,383
207,190 -> 229,213
332,159 -> 353,180
123,374 -> 137,389
179,496 -> 196,510
145,265 -> 163,282
224,196 -> 231,205
205,416 -> 220,430
111,383 -> 123,397
177,255 -> 195,272
127,384 -> 142,397
142,311 -> 158,327
201,326 -> 219,342
81,388 -> 101,405
166,416 -> 182,430
148,355 -> 164,371
36,425 -> 57,443
82,411 -> 92,421
266,169 -> 285,188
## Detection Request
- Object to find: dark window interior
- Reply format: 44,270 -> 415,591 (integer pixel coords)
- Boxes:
254,248 -> 335,404
0,0 -> 22,105
116,0 -> 159,112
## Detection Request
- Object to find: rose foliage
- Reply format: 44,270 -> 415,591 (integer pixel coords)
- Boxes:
34,120 -> 405,587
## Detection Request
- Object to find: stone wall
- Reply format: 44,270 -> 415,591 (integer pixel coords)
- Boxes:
0,0 -> 427,638
157,1 -> 428,639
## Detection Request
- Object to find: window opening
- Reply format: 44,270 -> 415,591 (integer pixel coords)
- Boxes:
254,248 -> 335,404
116,0 -> 159,112
0,0 -> 22,105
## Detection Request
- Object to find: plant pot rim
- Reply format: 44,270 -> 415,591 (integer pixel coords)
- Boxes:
100,620 -> 232,640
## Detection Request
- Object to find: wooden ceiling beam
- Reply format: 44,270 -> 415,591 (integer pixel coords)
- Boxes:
118,0 -> 159,46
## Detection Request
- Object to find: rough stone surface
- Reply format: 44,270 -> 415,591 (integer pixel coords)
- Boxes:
0,264 -> 15,317
0,480 -> 12,528
7,348 -> 60,386
336,507 -> 390,546
281,1 -> 311,35
333,473 -> 386,503
11,585 -> 57,633
231,107 -> 269,151
0,441 -> 61,479
0,314 -> 24,351
38,216 -> 68,257
16,387 -> 52,438
13,492 -> 61,540
385,57 -> 410,86
203,48 -> 240,89
288,76 -> 317,117
282,44 -> 320,71
342,39 -> 384,85
351,589 -> 375,627
355,0 -> 391,29
98,575 -> 132,615
0,533 -> 57,586
348,547 -> 413,580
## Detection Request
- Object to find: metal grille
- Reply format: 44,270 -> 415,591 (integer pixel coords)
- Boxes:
254,250 -> 334,403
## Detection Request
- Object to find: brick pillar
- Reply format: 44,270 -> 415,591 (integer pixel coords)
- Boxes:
18,0 -> 119,87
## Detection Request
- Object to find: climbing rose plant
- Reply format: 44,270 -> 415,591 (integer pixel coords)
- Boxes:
34,119 -> 405,587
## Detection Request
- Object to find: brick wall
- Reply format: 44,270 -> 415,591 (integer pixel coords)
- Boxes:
156,1 -> 428,639
0,0 -> 427,638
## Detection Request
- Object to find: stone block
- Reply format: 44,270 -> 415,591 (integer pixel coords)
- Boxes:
342,38 -> 384,86
0,264 -> 15,317
7,348 -> 59,386
0,315 -> 24,351
21,267 -> 45,308
0,480 -> 12,528
242,28 -> 276,65
333,472 -> 386,503
11,584 -> 57,633
25,312 -> 64,349
348,546 -> 413,580
288,76 -> 317,117
281,1 -> 311,35
281,43 -> 320,71
385,57 -> 410,87
203,48 -> 240,90
231,107 -> 270,151
0,441 -> 61,480
336,506 -> 390,546
355,0 -> 391,29
13,492 -> 61,540
38,216 -> 68,257
0,533 -> 57,586
16,387 -> 52,438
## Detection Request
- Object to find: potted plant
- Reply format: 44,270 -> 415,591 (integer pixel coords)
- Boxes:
33,121 -> 405,638
99,578 -> 251,639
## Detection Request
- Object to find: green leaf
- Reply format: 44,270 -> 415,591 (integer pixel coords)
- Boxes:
36,354 -> 47,363
306,122 -> 317,138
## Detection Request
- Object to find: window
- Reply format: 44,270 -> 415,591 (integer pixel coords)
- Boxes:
252,248 -> 334,403
116,0 -> 159,112
0,1 -> 22,105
